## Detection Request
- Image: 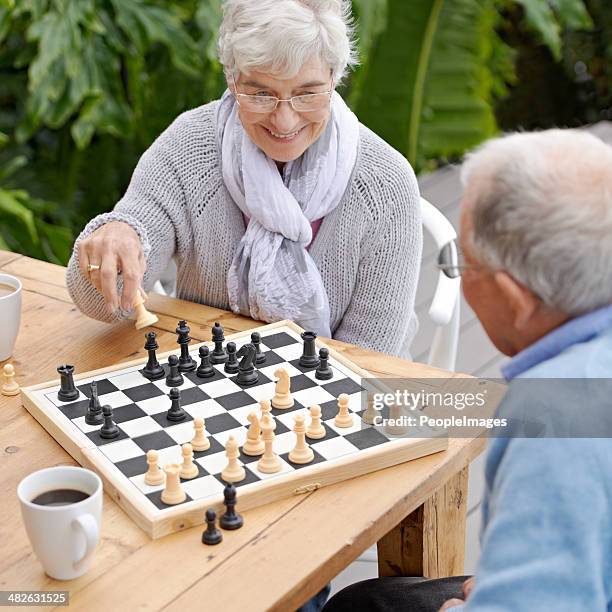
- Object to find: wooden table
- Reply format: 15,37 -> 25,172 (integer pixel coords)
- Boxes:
0,251 -> 486,611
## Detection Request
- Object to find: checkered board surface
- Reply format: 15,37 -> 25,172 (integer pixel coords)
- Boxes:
23,322 -> 446,537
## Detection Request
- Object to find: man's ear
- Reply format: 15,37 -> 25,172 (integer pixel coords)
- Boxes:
493,271 -> 539,330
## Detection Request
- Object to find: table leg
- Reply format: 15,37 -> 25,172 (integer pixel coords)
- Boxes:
376,465 -> 468,578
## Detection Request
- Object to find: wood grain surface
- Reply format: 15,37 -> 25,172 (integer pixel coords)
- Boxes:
0,252 -> 485,611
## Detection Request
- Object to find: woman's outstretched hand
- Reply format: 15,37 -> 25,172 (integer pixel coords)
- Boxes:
77,221 -> 146,313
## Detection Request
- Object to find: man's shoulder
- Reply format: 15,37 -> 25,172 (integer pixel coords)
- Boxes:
523,325 -> 612,379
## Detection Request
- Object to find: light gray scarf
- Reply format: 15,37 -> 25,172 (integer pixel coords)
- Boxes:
217,89 -> 359,336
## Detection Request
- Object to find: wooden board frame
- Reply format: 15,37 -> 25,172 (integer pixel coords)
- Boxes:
21,320 -> 448,539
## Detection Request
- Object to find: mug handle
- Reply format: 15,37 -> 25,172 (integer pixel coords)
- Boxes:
71,514 -> 99,571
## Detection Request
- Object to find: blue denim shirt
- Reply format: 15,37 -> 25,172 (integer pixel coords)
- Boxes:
452,305 -> 612,611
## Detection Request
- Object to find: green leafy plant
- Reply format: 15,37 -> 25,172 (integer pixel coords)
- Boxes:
353,0 -> 593,168
0,131 -> 73,263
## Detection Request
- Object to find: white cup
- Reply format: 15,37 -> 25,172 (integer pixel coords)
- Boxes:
17,466 -> 103,580
0,273 -> 22,361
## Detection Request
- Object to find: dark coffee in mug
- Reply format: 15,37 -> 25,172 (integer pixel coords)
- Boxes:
30,488 -> 90,507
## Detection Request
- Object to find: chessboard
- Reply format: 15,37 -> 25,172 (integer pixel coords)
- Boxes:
21,320 -> 447,539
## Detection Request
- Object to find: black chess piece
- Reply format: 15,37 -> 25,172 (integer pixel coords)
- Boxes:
224,342 -> 239,374
165,355 -> 184,387
196,346 -> 215,378
299,331 -> 320,368
166,387 -> 186,422
57,364 -> 79,402
210,322 -> 228,365
100,405 -> 119,439
142,331 -> 165,380
85,380 -> 104,425
176,320 -> 197,372
251,332 -> 266,365
235,343 -> 258,387
219,483 -> 243,530
202,509 -> 223,545
315,347 -> 333,380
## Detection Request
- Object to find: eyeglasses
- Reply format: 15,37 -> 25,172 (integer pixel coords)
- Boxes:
230,74 -> 333,114
436,241 -> 486,278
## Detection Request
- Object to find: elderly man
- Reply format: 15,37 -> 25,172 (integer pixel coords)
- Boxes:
324,129 -> 612,611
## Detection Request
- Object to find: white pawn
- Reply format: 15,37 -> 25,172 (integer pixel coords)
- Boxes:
133,289 -> 159,330
180,443 -> 199,479
144,449 -> 164,486
1,363 -> 19,397
243,412 -> 265,456
306,404 -> 326,439
257,420 -> 282,474
260,399 -> 276,431
221,436 -> 245,482
191,416 -> 210,451
334,393 -> 353,428
161,464 -> 186,505
271,368 -> 293,409
361,393 -> 380,425
289,414 -> 314,464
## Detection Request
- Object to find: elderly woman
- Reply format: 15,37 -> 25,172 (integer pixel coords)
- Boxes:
67,0 -> 422,357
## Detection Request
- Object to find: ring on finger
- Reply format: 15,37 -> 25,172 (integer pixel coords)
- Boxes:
87,263 -> 101,274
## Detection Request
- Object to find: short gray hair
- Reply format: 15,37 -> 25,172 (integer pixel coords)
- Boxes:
217,0 -> 358,83
461,129 -> 612,315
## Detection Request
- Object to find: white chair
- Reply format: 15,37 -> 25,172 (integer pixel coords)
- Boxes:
420,197 -> 461,372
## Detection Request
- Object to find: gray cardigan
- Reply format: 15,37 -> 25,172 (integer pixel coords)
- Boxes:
66,100 -> 422,358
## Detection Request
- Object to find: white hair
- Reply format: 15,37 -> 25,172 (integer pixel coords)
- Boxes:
217,0 -> 358,83
461,129 -> 612,315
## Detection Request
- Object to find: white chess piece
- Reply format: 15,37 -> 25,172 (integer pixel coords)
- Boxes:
257,420 -> 282,473
334,393 -> 353,428
361,393 -> 380,425
180,443 -> 199,479
259,399 -> 276,431
306,405 -> 326,439
242,412 -> 265,456
1,363 -> 19,396
144,449 -> 164,486
271,368 -> 293,409
161,464 -> 186,505
385,404 -> 411,436
191,416 -> 210,451
133,289 -> 158,330
289,415 -> 314,464
221,436 -> 246,482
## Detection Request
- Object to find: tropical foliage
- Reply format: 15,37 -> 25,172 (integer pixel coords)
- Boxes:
0,0 -> 601,263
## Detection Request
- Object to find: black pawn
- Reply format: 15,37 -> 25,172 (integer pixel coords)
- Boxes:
196,346 -> 215,378
57,364 -> 79,402
142,331 -> 165,380
165,355 -> 184,387
210,322 -> 228,365
299,331 -> 320,368
202,509 -> 223,545
100,405 -> 119,439
251,332 -> 266,365
176,320 -> 196,372
224,342 -> 239,374
166,387 -> 186,422
220,483 -> 243,530
85,380 -> 103,425
315,348 -> 333,380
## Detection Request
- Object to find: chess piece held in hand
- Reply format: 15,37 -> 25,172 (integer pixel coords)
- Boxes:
133,289 -> 158,330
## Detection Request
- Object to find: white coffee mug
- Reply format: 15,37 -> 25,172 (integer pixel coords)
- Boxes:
0,272 -> 22,361
17,466 -> 103,580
